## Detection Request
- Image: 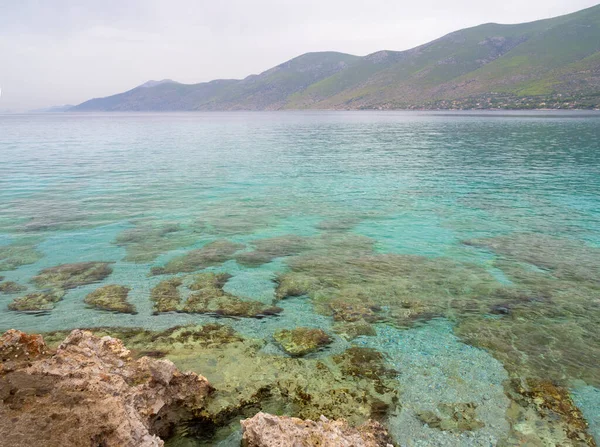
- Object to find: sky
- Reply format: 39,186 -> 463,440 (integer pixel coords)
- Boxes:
0,0 -> 598,109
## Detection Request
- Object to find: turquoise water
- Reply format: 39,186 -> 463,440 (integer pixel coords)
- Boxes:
1,111 -> 599,444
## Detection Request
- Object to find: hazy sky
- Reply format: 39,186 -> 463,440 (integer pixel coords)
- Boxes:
1,0 -> 598,109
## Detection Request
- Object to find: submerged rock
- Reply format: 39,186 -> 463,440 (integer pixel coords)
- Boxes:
416,402 -> 484,433
275,234 -> 600,389
275,272 -> 321,300
334,347 -> 396,383
115,222 -> 198,263
0,281 -> 27,294
150,277 -> 183,313
506,378 -> 596,446
464,233 -> 600,283
0,239 -> 43,271
273,327 -> 331,357
8,290 -> 65,312
151,240 -> 244,275
329,297 -> 384,323
84,284 -> 136,314
188,272 -> 232,291
183,293 -> 282,318
163,324 -> 244,347
0,329 -> 212,447
32,261 -> 113,289
241,412 -> 394,447
316,218 -> 360,232
333,321 -> 377,341
284,252 -> 497,328
183,275 -> 282,317
151,272 -> 282,318
235,235 -> 311,267
194,204 -> 275,236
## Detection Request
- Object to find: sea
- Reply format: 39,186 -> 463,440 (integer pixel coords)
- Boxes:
0,111 -> 599,445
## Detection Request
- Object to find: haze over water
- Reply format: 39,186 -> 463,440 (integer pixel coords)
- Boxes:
0,111 -> 599,445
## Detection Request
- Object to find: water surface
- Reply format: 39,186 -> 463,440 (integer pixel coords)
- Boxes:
1,111 -> 599,445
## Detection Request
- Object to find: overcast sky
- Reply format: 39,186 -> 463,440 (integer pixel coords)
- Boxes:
1,0 -> 598,109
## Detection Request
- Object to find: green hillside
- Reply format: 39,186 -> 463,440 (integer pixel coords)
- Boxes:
73,52 -> 359,111
72,4 -> 600,111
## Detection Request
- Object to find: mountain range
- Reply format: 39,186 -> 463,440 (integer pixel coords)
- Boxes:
71,4 -> 600,111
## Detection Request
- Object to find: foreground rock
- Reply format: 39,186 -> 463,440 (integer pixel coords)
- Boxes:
0,329 -> 212,447
45,325 -> 400,430
241,412 -> 394,447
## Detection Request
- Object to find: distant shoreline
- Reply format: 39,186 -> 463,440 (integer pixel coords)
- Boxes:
7,107 -> 600,115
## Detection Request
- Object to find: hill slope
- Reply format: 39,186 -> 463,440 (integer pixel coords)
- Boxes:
72,5 -> 600,111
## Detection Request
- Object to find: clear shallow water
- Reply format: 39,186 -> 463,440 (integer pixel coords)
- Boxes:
1,111 -> 599,444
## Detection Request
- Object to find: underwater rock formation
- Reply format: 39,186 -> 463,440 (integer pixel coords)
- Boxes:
271,232 -> 600,390
0,329 -> 212,447
273,327 -> 332,356
464,233 -> 600,283
235,235 -> 311,267
315,218 -> 360,232
151,240 -> 244,275
194,204 -> 276,236
329,296 -> 384,323
275,272 -> 322,300
84,284 -> 136,314
334,347 -> 397,385
188,272 -> 232,291
0,239 -> 43,271
241,412 -> 394,447
32,261 -> 113,289
150,277 -> 183,313
0,281 -> 27,294
283,252 -> 498,329
150,273 -> 282,318
115,222 -> 198,263
416,402 -> 485,433
505,378 -> 596,446
7,290 -> 65,312
332,322 -> 377,340
182,272 -> 282,318
455,273 -> 600,387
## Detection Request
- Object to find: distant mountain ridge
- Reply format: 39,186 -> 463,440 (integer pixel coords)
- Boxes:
71,4 -> 600,111
29,104 -> 75,113
138,79 -> 178,88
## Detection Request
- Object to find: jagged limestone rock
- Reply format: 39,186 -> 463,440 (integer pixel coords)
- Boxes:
0,329 -> 213,447
241,412 -> 394,447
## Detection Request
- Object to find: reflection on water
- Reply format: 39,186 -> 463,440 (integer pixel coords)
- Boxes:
1,111 -> 599,445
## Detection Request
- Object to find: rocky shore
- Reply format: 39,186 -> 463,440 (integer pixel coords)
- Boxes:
0,329 -> 392,446
1,325 -> 597,446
